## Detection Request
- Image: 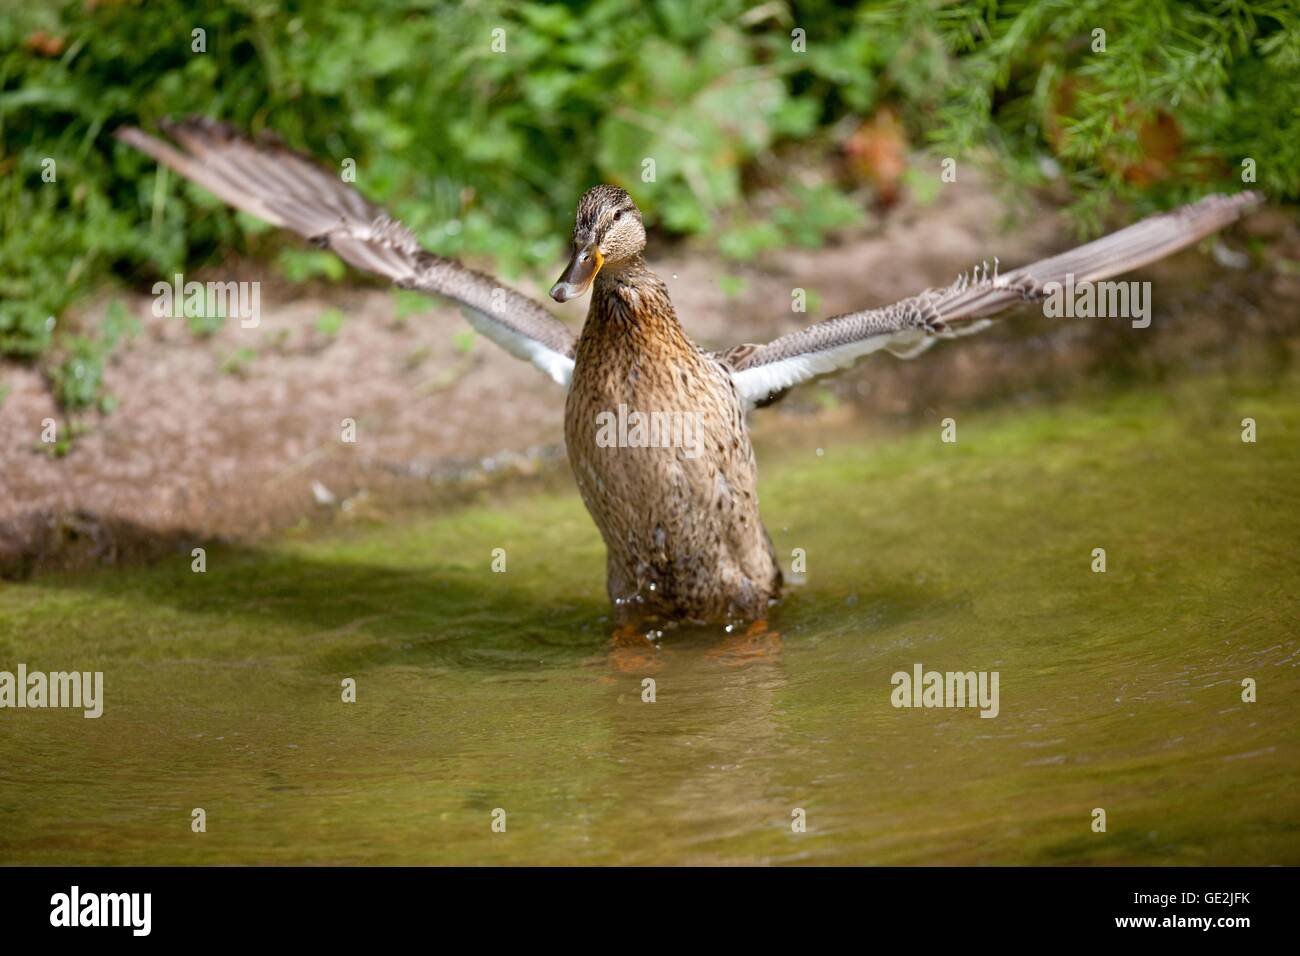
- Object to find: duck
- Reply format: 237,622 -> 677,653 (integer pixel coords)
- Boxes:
115,118 -> 1261,623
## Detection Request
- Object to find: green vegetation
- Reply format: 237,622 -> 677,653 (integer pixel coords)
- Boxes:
219,344 -> 258,376
46,299 -> 137,412
3,0 -> 1296,405
314,306 -> 346,338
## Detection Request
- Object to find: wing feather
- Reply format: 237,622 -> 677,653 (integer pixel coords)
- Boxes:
728,192 -> 1262,408
115,118 -> 576,386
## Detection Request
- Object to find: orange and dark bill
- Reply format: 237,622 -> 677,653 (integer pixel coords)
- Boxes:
550,245 -> 603,302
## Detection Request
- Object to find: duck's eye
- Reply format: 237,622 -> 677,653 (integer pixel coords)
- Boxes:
612,210 -> 622,222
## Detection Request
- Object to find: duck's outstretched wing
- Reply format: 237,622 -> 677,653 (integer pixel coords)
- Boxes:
115,118 -> 576,386
721,192 -> 1262,409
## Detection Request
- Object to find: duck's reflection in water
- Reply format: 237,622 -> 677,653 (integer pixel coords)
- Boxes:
605,618 -> 783,673
588,618 -> 794,863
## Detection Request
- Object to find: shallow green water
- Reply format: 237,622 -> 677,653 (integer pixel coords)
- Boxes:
2,369 -> 1298,865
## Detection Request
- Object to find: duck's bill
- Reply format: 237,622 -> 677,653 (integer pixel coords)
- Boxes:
550,246 -> 603,302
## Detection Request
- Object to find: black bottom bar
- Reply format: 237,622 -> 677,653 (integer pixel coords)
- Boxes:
0,866 -> 1289,942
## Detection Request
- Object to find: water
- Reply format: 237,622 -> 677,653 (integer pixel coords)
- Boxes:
1,369 -> 1297,864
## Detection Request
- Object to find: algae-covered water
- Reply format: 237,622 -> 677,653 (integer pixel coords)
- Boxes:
1,368 -> 1297,865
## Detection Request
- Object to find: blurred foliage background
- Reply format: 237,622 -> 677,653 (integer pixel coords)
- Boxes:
2,0 -> 1298,409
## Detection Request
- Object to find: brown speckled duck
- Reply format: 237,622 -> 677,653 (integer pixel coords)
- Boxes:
117,119 -> 1260,623
553,185 -> 779,621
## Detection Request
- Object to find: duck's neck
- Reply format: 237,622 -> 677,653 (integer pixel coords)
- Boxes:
594,254 -> 660,296
588,255 -> 683,339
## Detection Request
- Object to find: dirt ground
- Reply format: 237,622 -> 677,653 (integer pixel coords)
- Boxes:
2,178 -> 1297,577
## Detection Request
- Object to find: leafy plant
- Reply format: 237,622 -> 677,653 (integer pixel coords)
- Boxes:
44,300 -> 137,412
857,0 -> 1300,232
1,0 -> 1294,411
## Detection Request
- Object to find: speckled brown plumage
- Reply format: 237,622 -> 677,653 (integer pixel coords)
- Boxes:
564,255 -> 781,622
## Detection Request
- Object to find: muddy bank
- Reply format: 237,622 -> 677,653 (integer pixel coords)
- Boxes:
2,180 -> 1296,578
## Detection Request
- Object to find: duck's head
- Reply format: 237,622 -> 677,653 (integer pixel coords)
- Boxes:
550,185 -> 646,302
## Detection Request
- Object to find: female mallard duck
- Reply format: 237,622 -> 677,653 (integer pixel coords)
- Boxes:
117,119 -> 1260,623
